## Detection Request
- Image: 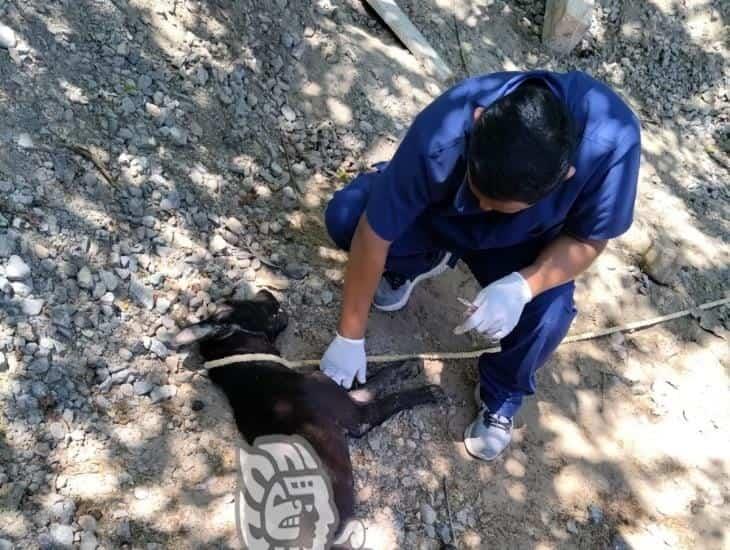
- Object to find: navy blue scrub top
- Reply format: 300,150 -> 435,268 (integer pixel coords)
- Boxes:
364,70 -> 642,254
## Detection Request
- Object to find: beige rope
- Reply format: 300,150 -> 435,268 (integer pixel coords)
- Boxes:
203,295 -> 729,370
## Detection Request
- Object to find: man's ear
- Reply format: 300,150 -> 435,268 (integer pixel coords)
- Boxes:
564,166 -> 576,180
473,107 -> 485,122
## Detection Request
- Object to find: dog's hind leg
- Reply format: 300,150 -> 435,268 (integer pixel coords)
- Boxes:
347,385 -> 444,438
348,360 -> 422,402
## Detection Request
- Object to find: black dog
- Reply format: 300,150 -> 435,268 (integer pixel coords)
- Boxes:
173,290 -> 442,536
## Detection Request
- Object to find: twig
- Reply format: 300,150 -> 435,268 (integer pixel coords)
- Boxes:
63,144 -> 118,188
442,477 -> 457,548
23,142 -> 118,188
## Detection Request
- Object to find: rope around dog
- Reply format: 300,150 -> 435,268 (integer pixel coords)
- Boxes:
203,295 -> 729,370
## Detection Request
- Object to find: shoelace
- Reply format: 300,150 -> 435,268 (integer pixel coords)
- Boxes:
484,411 -> 512,432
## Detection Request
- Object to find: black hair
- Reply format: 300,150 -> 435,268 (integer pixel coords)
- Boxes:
468,80 -> 577,203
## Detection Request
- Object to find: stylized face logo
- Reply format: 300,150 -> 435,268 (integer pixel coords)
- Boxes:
236,435 -> 338,549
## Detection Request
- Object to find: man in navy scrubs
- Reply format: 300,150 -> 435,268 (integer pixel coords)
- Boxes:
319,71 -> 641,461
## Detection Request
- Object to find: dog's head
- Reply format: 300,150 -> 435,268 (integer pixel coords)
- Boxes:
172,290 -> 288,360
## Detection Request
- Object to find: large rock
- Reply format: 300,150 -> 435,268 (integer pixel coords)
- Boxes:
542,0 -> 594,54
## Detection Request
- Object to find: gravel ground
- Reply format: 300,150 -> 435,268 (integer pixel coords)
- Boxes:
0,0 -> 728,548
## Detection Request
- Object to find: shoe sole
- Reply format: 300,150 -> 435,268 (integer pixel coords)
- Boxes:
374,252 -> 452,312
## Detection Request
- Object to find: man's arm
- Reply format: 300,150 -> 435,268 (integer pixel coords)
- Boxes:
519,234 -> 607,297
338,214 -> 391,339
454,234 -> 607,337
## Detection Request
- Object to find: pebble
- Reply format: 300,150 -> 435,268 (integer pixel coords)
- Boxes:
49,523 -> 74,549
0,23 -> 16,49
51,497 -> 76,524
21,298 -> 44,316
155,297 -> 172,314
150,384 -> 177,403
133,379 -> 153,396
0,234 -> 17,257
281,105 -> 297,122
168,126 -> 188,146
129,276 -> 155,310
588,504 -> 604,524
100,270 -> 119,291
49,422 -> 66,440
6,255 -> 30,280
420,503 -> 437,525
149,338 -> 169,358
78,514 -> 97,532
0,538 -> 12,550
79,532 -> 98,550
210,235 -> 228,254
566,519 -> 579,534
77,266 -> 93,289
225,217 -> 244,235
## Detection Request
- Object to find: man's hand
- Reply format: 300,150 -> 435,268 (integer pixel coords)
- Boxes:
454,272 -> 532,339
320,334 -> 367,389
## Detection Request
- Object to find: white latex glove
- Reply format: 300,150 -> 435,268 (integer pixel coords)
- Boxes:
320,333 -> 367,389
454,272 -> 533,339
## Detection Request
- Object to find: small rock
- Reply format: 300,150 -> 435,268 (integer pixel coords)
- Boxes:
49,523 -> 74,549
129,276 -> 155,310
588,504 -> 603,524
78,514 -> 97,532
225,217 -> 245,235
281,105 -> 297,122
17,133 -> 34,149
6,255 -> 30,280
191,399 -> 205,411
168,126 -> 188,146
22,298 -> 44,316
79,531 -> 98,550
0,234 -> 17,258
133,379 -> 153,396
100,270 -> 119,292
155,297 -> 171,314
0,23 -> 17,49
77,266 -> 93,289
116,519 -> 131,541
150,384 -> 177,403
49,422 -> 66,440
210,235 -> 228,254
51,497 -> 76,524
420,503 -> 437,525
149,339 -> 169,359
566,519 -> 579,534
121,96 -> 135,115
0,538 -> 12,550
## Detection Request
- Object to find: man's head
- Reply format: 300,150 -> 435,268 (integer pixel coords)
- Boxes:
468,80 -> 578,213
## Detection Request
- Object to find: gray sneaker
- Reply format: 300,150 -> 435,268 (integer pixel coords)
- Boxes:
464,406 -> 513,461
373,252 -> 451,312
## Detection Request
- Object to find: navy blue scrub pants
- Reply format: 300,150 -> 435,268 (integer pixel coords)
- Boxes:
324,171 -> 577,418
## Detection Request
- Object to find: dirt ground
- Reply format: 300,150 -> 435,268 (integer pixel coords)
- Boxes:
0,0 -> 728,549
